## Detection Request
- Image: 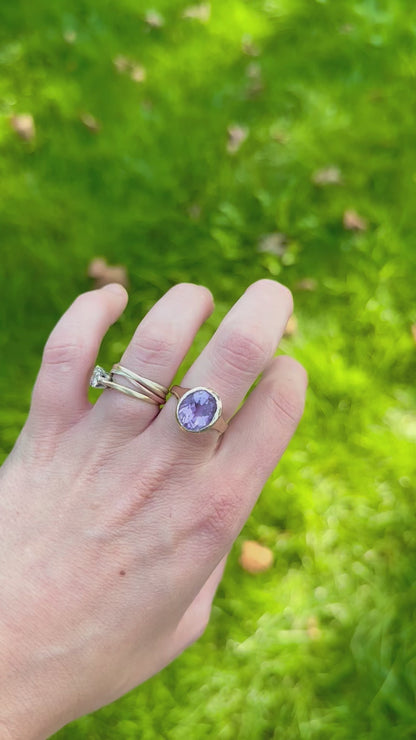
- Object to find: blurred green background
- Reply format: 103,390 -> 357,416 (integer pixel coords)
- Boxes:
1,0 -> 416,737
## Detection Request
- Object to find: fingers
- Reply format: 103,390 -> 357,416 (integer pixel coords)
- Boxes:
92,283 -> 214,437
214,355 -> 307,532
29,284 -> 128,432
166,356 -> 306,594
155,280 -> 293,450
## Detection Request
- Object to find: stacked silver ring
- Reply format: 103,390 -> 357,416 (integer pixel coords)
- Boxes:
90,364 -> 168,405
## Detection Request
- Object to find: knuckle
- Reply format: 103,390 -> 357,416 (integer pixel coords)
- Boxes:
215,328 -> 270,378
198,491 -> 239,545
42,339 -> 84,367
269,381 -> 305,426
134,325 -> 177,368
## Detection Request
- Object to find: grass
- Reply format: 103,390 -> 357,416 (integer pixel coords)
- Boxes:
1,0 -> 416,737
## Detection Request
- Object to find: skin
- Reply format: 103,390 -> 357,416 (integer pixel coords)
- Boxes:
0,280 -> 307,740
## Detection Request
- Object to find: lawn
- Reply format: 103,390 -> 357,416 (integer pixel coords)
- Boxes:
1,0 -> 416,738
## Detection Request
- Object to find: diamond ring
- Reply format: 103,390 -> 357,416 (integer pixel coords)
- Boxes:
90,365 -> 168,406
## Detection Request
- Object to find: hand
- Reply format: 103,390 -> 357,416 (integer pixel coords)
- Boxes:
0,280 -> 307,739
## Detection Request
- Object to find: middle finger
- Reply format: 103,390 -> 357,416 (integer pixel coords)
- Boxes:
92,283 -> 214,438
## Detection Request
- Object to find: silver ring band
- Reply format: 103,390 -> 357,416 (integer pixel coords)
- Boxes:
111,364 -> 168,402
90,365 -> 167,406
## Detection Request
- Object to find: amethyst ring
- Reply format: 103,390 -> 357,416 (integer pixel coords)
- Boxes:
170,385 -> 228,434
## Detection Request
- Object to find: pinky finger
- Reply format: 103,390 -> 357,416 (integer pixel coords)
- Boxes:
216,355 -> 307,504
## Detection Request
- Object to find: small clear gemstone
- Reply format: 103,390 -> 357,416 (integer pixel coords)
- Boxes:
177,389 -> 219,432
90,366 -> 108,388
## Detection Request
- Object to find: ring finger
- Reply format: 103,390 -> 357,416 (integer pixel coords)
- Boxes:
154,279 -> 293,451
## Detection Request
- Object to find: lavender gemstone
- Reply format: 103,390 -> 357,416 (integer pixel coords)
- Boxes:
177,389 -> 219,432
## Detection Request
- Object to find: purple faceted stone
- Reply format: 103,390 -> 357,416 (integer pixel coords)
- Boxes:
177,389 -> 218,432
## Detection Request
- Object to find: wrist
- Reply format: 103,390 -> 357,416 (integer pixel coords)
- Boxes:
0,627 -> 72,740
0,466 -> 74,739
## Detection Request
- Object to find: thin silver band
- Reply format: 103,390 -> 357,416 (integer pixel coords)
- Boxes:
90,365 -> 167,406
111,364 -> 168,401
101,378 -> 163,405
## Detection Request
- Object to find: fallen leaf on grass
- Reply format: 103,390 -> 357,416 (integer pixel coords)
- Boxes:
239,541 -> 274,574
113,56 -> 147,83
343,209 -> 367,231
284,315 -> 298,337
307,616 -> 321,641
411,325 -> 416,344
242,34 -> 260,57
312,166 -> 342,186
113,55 -> 130,73
295,278 -> 318,292
10,114 -> 35,141
80,113 -> 100,133
257,232 -> 288,256
87,258 -> 129,289
227,124 -> 248,154
339,24 -> 354,34
270,125 -> 289,144
247,62 -> 261,78
130,64 -> 146,83
145,10 -> 165,28
188,203 -> 202,221
182,3 -> 211,22
63,30 -> 77,44
246,62 -> 264,97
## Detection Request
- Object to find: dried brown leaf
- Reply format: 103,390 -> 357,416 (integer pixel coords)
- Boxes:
130,65 -> 146,83
87,258 -> 108,279
307,616 -> 321,641
182,3 -> 211,22
63,30 -> 77,44
246,62 -> 262,80
188,204 -> 202,221
312,166 -> 342,186
295,278 -> 318,292
257,232 -> 288,256
270,125 -> 289,144
242,34 -> 260,57
113,55 -> 130,73
246,62 -> 264,97
227,124 -> 248,154
284,315 -> 298,337
10,114 -> 35,141
343,209 -> 367,231
80,113 -> 100,133
87,258 -> 129,289
411,325 -> 416,344
239,541 -> 274,574
145,10 -> 165,28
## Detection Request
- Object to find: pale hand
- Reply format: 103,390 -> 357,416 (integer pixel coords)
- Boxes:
0,281 -> 307,739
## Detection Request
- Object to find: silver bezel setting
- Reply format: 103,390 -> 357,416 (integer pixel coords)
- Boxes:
175,386 -> 222,433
